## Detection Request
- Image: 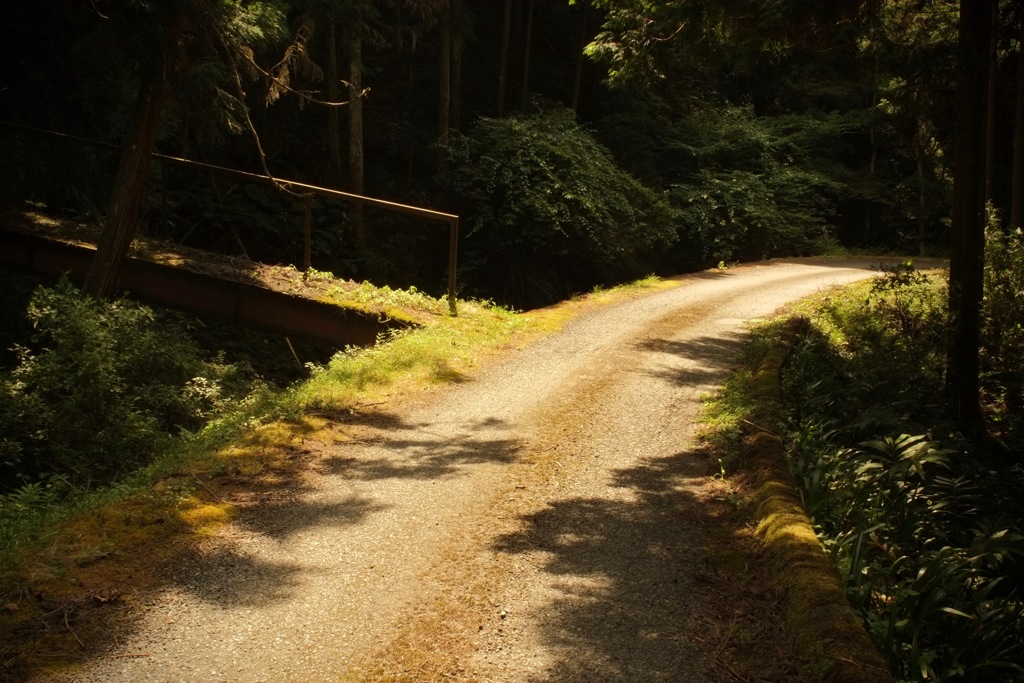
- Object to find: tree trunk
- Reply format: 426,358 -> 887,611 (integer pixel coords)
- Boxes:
520,0 -> 535,109
346,19 -> 365,250
916,131 -> 928,256
985,2 -> 998,205
451,0 -> 463,132
326,17 -> 342,182
438,2 -> 451,179
1011,15 -> 1024,230
948,0 -> 996,429
863,55 -> 879,246
83,54 -> 173,298
497,0 -> 512,117
863,125 -> 877,245
571,2 -> 589,113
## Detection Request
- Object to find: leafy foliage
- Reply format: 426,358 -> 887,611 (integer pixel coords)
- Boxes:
448,106 -> 676,306
0,278 -> 247,490
774,268 -> 1024,681
982,227 -> 1024,446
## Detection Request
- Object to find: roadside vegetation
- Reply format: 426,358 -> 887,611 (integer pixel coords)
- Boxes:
0,271 -> 525,561
704,231 -> 1024,682
0,269 -> 671,678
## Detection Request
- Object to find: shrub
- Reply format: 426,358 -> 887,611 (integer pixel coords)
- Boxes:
448,105 -> 676,306
0,278 -> 236,489
657,106 -> 845,266
982,226 -> 1024,447
776,268 -> 1024,681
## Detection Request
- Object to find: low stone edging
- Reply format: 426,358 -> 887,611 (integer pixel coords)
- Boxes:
744,328 -> 893,683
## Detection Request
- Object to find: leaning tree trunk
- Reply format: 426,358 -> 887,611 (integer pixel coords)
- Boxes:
948,0 -> 996,429
83,56 -> 173,298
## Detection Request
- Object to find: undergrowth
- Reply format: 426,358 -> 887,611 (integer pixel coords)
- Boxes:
710,261 -> 1024,682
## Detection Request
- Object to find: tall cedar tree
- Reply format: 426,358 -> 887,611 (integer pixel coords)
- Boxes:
947,0 -> 996,427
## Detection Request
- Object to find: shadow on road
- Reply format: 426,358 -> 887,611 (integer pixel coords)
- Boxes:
493,449 -> 720,682
319,414 -> 524,481
635,332 -> 748,388
171,411 -> 524,609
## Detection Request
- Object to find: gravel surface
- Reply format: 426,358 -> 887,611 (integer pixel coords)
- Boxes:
38,259 -> 884,683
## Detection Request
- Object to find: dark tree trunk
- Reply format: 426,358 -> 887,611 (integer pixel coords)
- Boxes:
451,0 -> 463,132
571,2 -> 589,113
497,0 -> 512,117
948,0 -> 996,429
916,132 -> 928,256
863,56 -> 879,246
346,19 -> 365,250
520,0 -> 534,109
83,52 -> 174,298
327,17 -> 342,182
438,2 -> 451,178
1012,15 -> 1024,230
985,3 -> 998,204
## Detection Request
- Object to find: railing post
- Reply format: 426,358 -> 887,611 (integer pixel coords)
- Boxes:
302,195 -> 312,271
448,216 -> 459,316
160,158 -> 169,231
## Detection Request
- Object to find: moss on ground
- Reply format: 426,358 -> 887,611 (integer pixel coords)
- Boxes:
738,325 -> 893,683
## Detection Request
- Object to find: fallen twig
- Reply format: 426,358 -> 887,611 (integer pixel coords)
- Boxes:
740,418 -> 782,438
64,610 -> 85,649
192,475 -> 226,504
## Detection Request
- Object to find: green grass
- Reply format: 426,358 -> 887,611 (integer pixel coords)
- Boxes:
0,273 -> 667,569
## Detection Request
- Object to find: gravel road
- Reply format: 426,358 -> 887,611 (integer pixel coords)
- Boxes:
40,259 -> 883,683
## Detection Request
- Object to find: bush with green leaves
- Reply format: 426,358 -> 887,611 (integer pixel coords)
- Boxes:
783,265 -> 948,440
448,105 -> 676,306
0,278 -> 241,489
983,226 -> 1024,446
775,268 -> 1024,681
667,106 -> 846,265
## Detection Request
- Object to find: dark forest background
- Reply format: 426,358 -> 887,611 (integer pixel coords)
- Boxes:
3,0 -> 1018,309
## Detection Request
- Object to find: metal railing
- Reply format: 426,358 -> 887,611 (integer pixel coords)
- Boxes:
2,122 -> 460,315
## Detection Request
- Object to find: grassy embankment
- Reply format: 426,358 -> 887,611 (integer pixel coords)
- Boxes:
0,272 -> 672,679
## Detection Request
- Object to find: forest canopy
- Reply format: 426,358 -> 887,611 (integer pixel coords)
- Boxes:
2,0 -> 1010,308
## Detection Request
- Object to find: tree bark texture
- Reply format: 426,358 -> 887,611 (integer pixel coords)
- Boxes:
520,0 -> 534,109
916,133 -> 927,256
497,0 -> 512,117
985,2 -> 997,204
327,17 -> 342,182
571,2 -> 589,113
947,0 -> 995,428
1011,15 -> 1024,230
451,0 -> 463,132
83,50 -> 174,298
437,3 -> 451,179
346,19 -> 365,250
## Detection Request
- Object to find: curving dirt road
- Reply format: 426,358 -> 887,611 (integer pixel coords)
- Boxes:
41,259 -> 884,683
